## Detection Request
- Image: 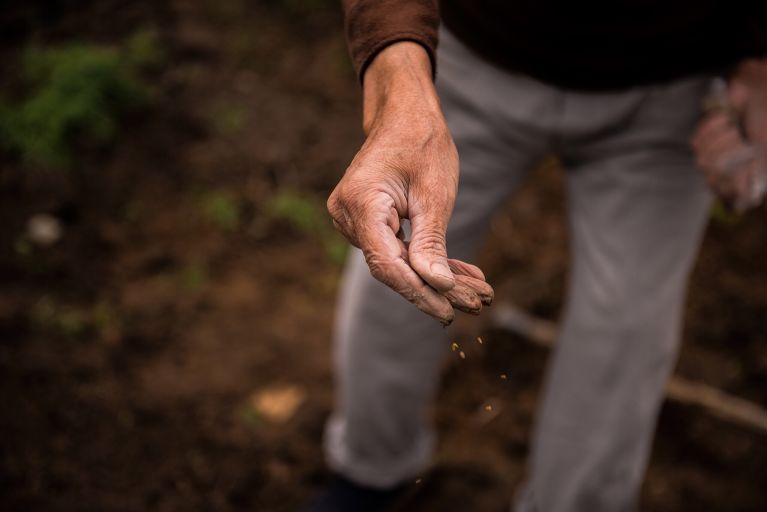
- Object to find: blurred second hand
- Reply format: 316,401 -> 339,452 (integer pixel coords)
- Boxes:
703,77 -> 767,213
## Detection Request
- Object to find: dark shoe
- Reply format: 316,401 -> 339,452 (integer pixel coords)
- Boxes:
304,474 -> 405,512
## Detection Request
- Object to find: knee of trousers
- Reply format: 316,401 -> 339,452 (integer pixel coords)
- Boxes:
326,250 -> 446,486
539,267 -> 692,440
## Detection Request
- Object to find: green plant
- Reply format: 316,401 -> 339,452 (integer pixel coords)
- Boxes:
0,30 -> 160,168
30,297 -> 89,338
178,263 -> 209,291
267,190 -> 326,234
14,237 -> 51,275
200,191 -> 240,231
91,301 -> 119,333
124,29 -> 165,69
266,190 -> 348,264
209,103 -> 247,136
323,236 -> 350,265
710,200 -> 741,226
29,297 -> 122,341
239,403 -> 262,431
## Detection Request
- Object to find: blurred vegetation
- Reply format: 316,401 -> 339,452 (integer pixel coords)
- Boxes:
13,237 -> 52,275
0,29 -> 162,168
30,296 -> 119,340
208,103 -> 247,137
177,262 -> 210,292
239,402 -> 263,431
200,191 -> 241,231
196,188 -> 348,265
709,200 -> 742,226
266,190 -> 348,264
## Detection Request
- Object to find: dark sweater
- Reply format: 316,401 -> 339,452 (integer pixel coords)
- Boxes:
342,0 -> 767,90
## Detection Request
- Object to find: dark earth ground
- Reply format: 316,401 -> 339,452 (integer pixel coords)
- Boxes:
1,1 -> 766,511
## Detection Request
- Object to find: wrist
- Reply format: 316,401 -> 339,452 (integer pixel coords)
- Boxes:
731,58 -> 767,85
729,58 -> 767,139
362,42 -> 442,133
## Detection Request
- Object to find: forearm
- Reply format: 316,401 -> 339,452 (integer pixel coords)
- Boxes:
331,6 -> 488,324
730,57 -> 767,143
361,42 -> 446,138
732,58 -> 767,85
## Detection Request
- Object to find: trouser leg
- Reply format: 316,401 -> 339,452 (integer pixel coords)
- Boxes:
324,173 -> 535,488
522,78 -> 713,512
323,27 -> 550,489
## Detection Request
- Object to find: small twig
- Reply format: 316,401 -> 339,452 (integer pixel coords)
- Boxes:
488,301 -> 767,434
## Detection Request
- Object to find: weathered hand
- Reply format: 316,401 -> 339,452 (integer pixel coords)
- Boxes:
328,42 -> 493,324
692,113 -> 764,211
692,60 -> 767,211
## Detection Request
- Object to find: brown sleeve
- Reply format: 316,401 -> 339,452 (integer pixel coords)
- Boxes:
342,0 -> 439,82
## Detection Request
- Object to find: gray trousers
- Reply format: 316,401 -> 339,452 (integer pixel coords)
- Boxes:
324,28 -> 713,512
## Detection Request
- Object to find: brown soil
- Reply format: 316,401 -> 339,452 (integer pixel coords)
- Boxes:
1,1 -> 765,511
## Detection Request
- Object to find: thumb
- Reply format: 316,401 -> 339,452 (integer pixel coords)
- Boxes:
408,210 -> 455,293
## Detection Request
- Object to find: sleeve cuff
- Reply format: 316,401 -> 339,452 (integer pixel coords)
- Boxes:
356,33 -> 437,83
343,0 -> 440,84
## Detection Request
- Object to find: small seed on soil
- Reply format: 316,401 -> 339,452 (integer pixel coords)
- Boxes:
451,342 -> 459,352
459,351 -> 466,359
500,374 -> 507,380
477,336 -> 483,345
484,404 -> 493,411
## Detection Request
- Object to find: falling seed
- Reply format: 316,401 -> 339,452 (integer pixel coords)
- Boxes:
459,351 -> 466,359
451,342 -> 459,352
500,374 -> 507,380
484,404 -> 493,411
415,478 -> 422,484
477,336 -> 483,345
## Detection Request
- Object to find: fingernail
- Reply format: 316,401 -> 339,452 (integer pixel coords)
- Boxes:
430,262 -> 453,281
